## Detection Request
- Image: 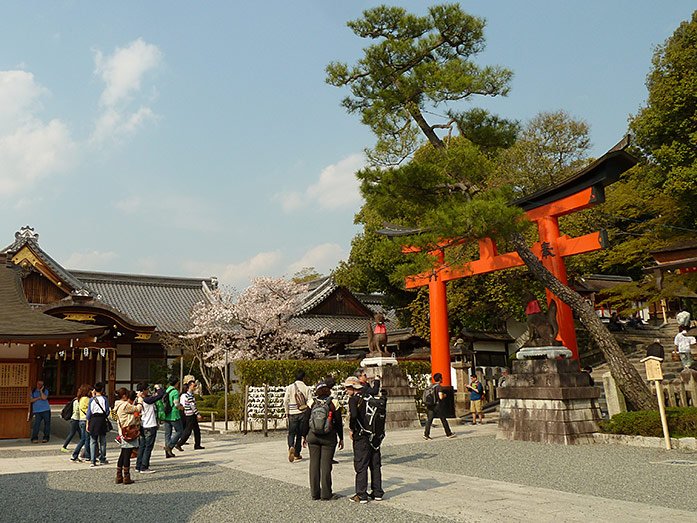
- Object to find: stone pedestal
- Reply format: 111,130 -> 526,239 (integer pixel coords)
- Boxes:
497,358 -> 602,444
452,361 -> 471,418
361,357 -> 421,430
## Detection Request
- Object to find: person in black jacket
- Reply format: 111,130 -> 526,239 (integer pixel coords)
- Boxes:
303,377 -> 344,501
345,376 -> 384,504
423,373 -> 456,439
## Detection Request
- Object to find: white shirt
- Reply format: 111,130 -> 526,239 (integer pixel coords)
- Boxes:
674,332 -> 696,353
140,400 -> 158,429
284,380 -> 311,415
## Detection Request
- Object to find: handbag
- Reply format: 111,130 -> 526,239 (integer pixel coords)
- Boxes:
122,424 -> 140,441
672,350 -> 681,362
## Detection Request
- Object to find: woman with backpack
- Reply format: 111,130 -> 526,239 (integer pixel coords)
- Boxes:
60,387 -> 82,452
114,387 -> 143,484
303,377 -> 344,501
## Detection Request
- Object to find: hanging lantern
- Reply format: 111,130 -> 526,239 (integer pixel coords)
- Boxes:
100,348 -> 106,358
60,351 -> 66,360
70,339 -> 74,348
71,349 -> 75,360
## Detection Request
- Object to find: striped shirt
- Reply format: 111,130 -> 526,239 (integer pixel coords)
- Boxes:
181,391 -> 199,417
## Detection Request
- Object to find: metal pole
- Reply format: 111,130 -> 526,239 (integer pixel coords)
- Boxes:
180,350 -> 184,388
243,385 -> 249,434
224,349 -> 229,432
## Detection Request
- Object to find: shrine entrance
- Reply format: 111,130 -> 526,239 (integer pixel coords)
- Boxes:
383,143 -> 637,390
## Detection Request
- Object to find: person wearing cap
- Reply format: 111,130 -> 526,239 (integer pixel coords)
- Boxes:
176,379 -> 205,451
304,377 -> 344,501
345,376 -> 384,504
354,368 -> 380,396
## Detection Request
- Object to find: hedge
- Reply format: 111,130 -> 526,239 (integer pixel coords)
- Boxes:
599,407 -> 697,438
234,359 -> 432,388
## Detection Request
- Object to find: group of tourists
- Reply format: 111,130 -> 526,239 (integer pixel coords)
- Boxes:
51,376 -> 205,485
284,368 -> 385,503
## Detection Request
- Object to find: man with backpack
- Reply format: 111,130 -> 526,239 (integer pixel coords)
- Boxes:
423,372 -> 456,440
304,377 -> 343,501
283,370 -> 311,463
345,376 -> 384,504
162,377 -> 183,458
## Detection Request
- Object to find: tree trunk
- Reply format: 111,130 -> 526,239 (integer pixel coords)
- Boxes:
407,104 -> 445,149
511,232 -> 655,411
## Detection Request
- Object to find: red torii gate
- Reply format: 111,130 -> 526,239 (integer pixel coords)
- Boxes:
385,144 -> 637,387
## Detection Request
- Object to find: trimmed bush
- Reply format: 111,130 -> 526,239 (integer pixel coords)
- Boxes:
234,360 -> 361,388
599,407 -> 697,438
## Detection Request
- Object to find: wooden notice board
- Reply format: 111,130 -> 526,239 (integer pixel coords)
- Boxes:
0,361 -> 31,439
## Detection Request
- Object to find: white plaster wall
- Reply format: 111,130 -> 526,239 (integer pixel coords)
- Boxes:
115,356 -> 131,381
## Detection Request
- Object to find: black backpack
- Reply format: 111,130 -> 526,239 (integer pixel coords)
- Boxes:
60,398 -> 75,421
308,397 -> 334,435
359,393 -> 388,450
162,388 -> 173,416
422,384 -> 437,408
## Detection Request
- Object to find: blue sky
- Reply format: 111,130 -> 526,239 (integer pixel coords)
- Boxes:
0,1 -> 694,289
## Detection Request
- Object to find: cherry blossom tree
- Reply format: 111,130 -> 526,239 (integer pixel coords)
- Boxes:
187,277 -> 326,373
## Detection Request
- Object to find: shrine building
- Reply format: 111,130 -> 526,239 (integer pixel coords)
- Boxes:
0,226 -> 213,406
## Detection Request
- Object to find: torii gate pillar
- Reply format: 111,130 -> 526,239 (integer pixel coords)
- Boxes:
428,252 -> 452,387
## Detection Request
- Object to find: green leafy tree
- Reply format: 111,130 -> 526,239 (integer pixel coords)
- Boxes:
328,3 -> 654,410
630,11 -> 697,217
326,3 -> 515,166
496,110 -> 592,195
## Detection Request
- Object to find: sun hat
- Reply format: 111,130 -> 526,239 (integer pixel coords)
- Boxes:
343,376 -> 363,389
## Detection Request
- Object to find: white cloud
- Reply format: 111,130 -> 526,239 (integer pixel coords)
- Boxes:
288,243 -> 344,275
94,38 -> 162,107
0,70 -> 76,196
91,38 -> 162,143
275,154 -> 364,212
182,251 -> 284,289
65,250 -> 118,270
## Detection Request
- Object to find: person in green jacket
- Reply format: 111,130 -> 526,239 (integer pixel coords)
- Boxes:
163,376 -> 183,458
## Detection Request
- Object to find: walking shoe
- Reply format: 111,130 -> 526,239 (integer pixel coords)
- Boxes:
100,460 -> 109,465
422,435 -> 432,440
31,440 -> 39,444
89,462 -> 98,468
288,447 -> 295,463
294,455 -> 303,461
322,494 -> 343,501
193,445 -> 205,450
70,457 -> 82,463
447,433 -> 457,439
174,444 -> 184,452
349,495 -> 368,504
41,439 -> 49,443
60,447 -> 70,453
139,469 -> 155,474
369,493 -> 383,501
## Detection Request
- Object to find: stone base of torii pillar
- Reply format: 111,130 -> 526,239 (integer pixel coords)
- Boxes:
497,350 -> 602,445
361,356 -> 421,430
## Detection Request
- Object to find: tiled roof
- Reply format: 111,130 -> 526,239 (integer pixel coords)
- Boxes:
70,271 -> 211,334
1,227 -> 89,293
290,315 -> 371,335
0,261 -> 103,341
295,277 -> 338,315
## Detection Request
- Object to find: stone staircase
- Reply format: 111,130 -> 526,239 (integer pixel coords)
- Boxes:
590,320 -> 684,416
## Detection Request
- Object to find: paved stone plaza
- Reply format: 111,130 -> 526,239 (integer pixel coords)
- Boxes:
1,424 -> 696,522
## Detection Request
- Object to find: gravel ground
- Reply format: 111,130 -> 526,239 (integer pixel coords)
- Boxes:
383,434 -> 697,512
0,461 -> 455,523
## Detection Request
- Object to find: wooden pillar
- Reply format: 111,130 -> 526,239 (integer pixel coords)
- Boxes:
537,216 -> 579,360
428,253 -> 451,386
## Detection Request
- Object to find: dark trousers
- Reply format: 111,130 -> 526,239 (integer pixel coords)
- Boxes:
178,415 -> 201,447
136,426 -> 157,470
117,447 -> 132,468
287,413 -> 304,457
31,411 -> 51,441
353,436 -> 383,500
424,407 -> 452,437
307,431 -> 337,500
63,419 -> 79,448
